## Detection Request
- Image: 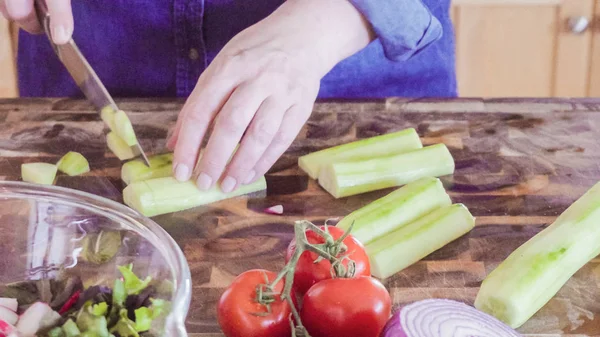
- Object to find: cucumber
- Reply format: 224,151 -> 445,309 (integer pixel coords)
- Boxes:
100,106 -> 117,132
474,181 -> 600,328
123,176 -> 267,217
113,110 -> 139,146
21,162 -> 58,185
121,153 -> 174,185
298,128 -> 422,179
120,146 -> 231,185
366,203 -> 475,279
106,132 -> 135,161
62,319 -> 81,337
337,177 -> 452,245
318,143 -> 455,198
47,327 -> 65,337
56,151 -> 90,176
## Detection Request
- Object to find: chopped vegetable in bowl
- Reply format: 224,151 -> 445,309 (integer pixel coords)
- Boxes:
0,264 -> 171,337
0,182 -> 191,337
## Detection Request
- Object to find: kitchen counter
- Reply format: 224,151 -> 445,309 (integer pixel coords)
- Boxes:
2,97 -> 600,336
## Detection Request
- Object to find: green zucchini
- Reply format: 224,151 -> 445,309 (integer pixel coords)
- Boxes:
21,162 -> 58,185
121,153 -> 174,185
123,176 -> 267,217
475,181 -> 600,328
298,128 -> 422,180
113,110 -> 139,146
100,106 -> 117,132
106,132 -> 135,161
366,203 -> 475,279
336,177 -> 451,245
318,143 -> 455,198
56,151 -> 90,176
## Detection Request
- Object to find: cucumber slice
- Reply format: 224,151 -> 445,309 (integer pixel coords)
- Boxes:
121,145 -> 235,185
100,106 -> 117,132
21,162 -> 58,185
123,176 -> 267,217
113,110 -> 139,146
121,153 -> 174,185
336,177 -> 452,245
62,319 -> 81,337
106,131 -> 135,161
366,203 -> 475,279
298,128 -> 422,179
47,327 -> 65,337
318,143 -> 455,198
474,181 -> 600,328
56,151 -> 90,176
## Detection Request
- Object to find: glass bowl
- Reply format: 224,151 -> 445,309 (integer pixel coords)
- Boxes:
0,181 -> 191,337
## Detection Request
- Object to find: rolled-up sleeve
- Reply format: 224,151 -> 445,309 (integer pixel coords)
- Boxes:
348,0 -> 443,62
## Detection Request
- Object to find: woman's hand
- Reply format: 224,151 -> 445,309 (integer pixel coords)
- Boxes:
0,0 -> 73,44
168,0 -> 374,193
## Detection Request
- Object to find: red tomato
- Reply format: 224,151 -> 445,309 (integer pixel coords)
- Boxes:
300,276 -> 392,337
285,225 -> 370,295
217,269 -> 292,337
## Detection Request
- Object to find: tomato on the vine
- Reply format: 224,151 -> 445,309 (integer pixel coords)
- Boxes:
300,276 -> 392,337
217,269 -> 291,337
285,225 -> 370,295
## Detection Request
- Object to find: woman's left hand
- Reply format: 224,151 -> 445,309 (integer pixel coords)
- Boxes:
167,0 -> 374,193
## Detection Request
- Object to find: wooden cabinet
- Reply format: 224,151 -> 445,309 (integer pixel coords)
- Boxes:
589,1 -> 600,96
452,0 -> 597,97
0,17 -> 18,98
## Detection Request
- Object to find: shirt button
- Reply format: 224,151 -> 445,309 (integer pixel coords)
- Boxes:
189,48 -> 199,60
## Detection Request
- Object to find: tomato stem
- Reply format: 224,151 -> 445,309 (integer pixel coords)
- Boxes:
333,221 -> 354,253
257,219 -> 357,337
307,221 -> 336,246
276,221 -> 312,335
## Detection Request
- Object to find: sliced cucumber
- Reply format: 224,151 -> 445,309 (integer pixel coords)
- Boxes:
62,319 -> 81,337
106,131 -> 135,161
298,128 -> 422,179
56,151 -> 90,176
336,177 -> 452,245
318,143 -> 455,198
123,176 -> 267,217
366,203 -> 475,279
474,181 -> 600,328
121,153 -> 174,185
47,327 -> 65,337
121,146 -> 232,185
100,106 -> 117,132
21,162 -> 58,185
113,110 -> 139,146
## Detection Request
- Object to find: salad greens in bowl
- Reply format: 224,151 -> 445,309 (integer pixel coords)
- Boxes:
0,181 -> 191,337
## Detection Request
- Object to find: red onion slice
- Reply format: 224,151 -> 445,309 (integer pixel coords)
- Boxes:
381,299 -> 521,337
264,205 -> 284,215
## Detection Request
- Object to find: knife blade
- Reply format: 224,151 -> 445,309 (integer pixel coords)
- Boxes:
33,0 -> 151,167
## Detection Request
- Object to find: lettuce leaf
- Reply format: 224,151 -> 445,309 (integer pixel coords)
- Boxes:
117,264 -> 152,295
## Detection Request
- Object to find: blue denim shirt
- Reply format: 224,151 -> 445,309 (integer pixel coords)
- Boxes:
17,0 -> 456,99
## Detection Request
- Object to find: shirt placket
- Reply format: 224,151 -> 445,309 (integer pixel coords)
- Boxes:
174,0 -> 208,97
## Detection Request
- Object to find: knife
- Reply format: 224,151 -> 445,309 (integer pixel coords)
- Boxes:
33,0 -> 151,167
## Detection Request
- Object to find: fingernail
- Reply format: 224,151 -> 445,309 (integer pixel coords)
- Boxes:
221,176 -> 236,193
5,1 -> 28,18
174,164 -> 190,182
243,170 -> 256,184
52,25 -> 70,44
196,173 -> 213,191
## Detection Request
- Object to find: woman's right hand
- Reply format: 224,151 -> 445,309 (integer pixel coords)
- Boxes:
0,0 -> 73,44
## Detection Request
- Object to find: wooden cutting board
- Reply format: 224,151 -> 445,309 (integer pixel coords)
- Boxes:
2,97 -> 600,336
